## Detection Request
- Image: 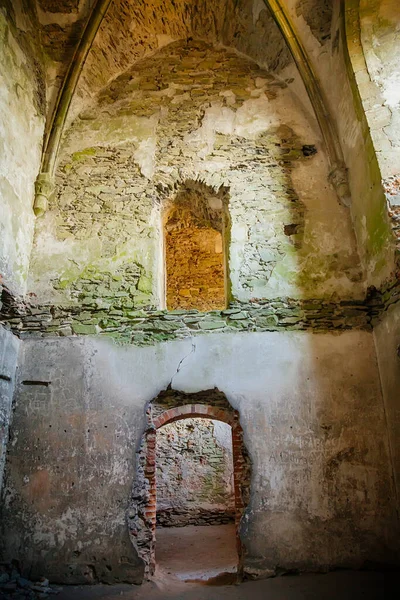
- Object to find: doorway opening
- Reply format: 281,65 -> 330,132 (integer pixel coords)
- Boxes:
128,389 -> 251,583
163,181 -> 230,311
155,418 -> 236,581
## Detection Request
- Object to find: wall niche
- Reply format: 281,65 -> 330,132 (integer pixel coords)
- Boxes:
164,181 -> 230,311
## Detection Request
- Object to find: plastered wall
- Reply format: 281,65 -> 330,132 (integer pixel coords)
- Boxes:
0,326 -> 19,494
0,331 -> 397,582
0,1 -> 45,295
374,303 -> 400,517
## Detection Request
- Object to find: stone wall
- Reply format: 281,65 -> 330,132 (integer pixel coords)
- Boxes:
0,326 -> 19,494
0,331 -> 397,582
29,39 -> 363,309
165,219 -> 225,311
352,0 -> 400,265
0,1 -> 45,295
165,182 -> 227,311
156,419 -> 234,526
2,282 -> 399,344
285,0 -> 395,286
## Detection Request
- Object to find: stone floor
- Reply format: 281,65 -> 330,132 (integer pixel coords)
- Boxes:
56,523 -> 395,600
57,571 -> 394,600
155,524 -> 237,581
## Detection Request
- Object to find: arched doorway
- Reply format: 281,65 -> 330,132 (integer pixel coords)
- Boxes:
127,389 -> 251,581
155,417 -> 236,581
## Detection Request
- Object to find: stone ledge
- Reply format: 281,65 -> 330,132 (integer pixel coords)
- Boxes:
1,278 -> 399,345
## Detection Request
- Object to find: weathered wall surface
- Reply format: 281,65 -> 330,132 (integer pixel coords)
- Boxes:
156,418 -> 234,526
0,331 -> 397,582
29,39 -> 362,311
166,219 -> 225,311
357,0 -> 400,185
346,0 -> 400,262
0,1 -> 45,294
165,183 -> 227,311
285,0 -> 395,285
0,326 -> 19,494
374,302 -> 400,517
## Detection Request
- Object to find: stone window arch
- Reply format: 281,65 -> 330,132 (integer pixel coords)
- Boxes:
163,181 -> 230,311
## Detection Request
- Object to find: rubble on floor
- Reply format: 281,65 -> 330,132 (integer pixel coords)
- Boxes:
0,564 -> 61,600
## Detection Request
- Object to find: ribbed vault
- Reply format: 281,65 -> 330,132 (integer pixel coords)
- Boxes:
37,0 -> 293,114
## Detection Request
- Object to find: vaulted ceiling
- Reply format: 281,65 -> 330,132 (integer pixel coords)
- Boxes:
35,0 -> 304,112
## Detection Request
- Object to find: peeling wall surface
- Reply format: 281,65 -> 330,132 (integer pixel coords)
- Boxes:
30,39 -> 362,309
0,332 -> 397,582
358,0 -> 400,184
0,326 -> 19,494
354,0 -> 400,260
0,1 -> 45,294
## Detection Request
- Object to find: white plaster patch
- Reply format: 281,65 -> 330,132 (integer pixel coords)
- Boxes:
134,136 -> 157,179
235,97 -> 279,138
64,112 -> 159,156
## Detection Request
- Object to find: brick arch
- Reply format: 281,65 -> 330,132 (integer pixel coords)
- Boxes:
127,390 -> 251,581
153,404 -> 235,429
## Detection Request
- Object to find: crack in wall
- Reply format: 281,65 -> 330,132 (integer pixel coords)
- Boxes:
169,341 -> 196,388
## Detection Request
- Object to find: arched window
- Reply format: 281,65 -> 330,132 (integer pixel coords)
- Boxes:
164,182 -> 229,311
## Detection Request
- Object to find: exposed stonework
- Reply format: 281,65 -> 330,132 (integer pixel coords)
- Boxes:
295,0 -> 333,45
1,0 -> 400,589
2,281 -> 400,345
30,39 -> 363,312
165,183 -> 228,310
156,419 -> 234,527
0,295 -> 378,343
166,215 -> 225,311
61,0 -> 292,118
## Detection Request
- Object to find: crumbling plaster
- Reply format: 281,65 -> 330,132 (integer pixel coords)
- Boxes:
0,331 -> 397,582
285,0 -> 395,286
358,0 -> 400,184
0,1 -> 45,295
29,40 -> 363,311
